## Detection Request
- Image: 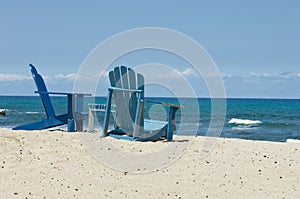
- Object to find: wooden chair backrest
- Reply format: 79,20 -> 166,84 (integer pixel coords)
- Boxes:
108,66 -> 144,133
29,64 -> 56,119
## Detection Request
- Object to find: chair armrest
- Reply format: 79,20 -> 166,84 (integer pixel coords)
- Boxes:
35,91 -> 92,96
145,100 -> 184,108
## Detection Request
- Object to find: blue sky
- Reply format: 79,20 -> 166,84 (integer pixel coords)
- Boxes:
0,1 -> 300,98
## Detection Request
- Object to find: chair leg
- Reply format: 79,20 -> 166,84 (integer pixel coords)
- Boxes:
103,89 -> 113,137
75,94 -> 84,131
67,94 -> 75,132
167,107 -> 178,141
88,108 -> 95,133
133,94 -> 143,138
68,119 -> 75,132
76,120 -> 83,132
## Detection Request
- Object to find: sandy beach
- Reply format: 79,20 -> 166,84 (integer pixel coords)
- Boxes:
0,129 -> 299,199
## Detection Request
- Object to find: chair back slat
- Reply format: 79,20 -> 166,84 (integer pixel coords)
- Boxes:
128,68 -> 137,122
120,66 -> 131,130
137,73 -> 144,128
109,71 -> 116,87
29,64 -> 56,119
137,74 -> 144,98
114,67 -> 122,88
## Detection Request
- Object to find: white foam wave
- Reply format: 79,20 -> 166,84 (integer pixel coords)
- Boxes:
232,126 -> 258,131
26,111 -> 40,114
286,139 -> 300,143
229,118 -> 262,125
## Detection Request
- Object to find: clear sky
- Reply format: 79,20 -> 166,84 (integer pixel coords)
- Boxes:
0,0 -> 300,98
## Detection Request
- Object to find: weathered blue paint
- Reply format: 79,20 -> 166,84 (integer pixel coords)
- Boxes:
103,66 -> 181,141
13,64 -> 90,132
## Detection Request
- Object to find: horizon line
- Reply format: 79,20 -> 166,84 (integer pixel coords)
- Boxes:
0,95 -> 300,100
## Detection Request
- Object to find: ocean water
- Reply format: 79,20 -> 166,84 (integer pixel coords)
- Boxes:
1,96 -> 300,142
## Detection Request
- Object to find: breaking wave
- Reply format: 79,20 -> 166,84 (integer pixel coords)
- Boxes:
25,111 -> 40,114
228,118 -> 262,125
286,139 -> 300,143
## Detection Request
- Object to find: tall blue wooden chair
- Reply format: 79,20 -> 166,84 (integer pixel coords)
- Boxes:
13,64 -> 90,132
103,66 -> 181,141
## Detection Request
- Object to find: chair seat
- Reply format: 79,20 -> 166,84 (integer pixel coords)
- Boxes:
144,119 -> 168,132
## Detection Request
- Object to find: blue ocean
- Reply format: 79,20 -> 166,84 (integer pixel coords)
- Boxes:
1,96 -> 300,142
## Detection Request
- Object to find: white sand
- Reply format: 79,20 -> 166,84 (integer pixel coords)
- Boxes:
0,129 -> 299,198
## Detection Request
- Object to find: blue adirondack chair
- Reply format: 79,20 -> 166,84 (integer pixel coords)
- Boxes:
103,66 -> 181,141
13,64 -> 90,132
